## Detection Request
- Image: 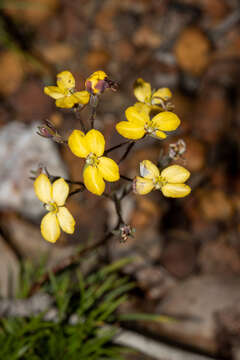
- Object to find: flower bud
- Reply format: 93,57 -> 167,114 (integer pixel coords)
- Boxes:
85,71 -> 118,95
37,120 -> 64,143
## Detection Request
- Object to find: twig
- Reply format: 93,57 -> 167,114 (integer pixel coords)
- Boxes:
69,187 -> 85,197
104,140 -> 131,155
74,106 -> 86,132
120,174 -> 133,182
118,141 -> 135,165
89,94 -> 99,129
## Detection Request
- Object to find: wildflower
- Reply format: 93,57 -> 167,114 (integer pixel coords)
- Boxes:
68,129 -> 119,196
134,78 -> 172,107
44,71 -> 90,108
116,106 -> 180,140
133,160 -> 191,198
34,174 -> 75,243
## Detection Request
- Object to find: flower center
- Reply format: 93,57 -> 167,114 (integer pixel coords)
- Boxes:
45,201 -> 58,213
86,153 -> 99,166
145,120 -> 157,134
154,176 -> 167,190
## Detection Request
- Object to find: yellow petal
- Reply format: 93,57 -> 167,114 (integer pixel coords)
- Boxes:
133,176 -> 154,195
152,111 -> 180,131
161,183 -> 191,198
34,173 -> 52,204
133,102 -> 151,115
140,160 -> 160,179
161,165 -> 190,183
87,70 -> 107,82
41,212 -> 60,243
44,86 -> 64,99
98,157 -> 120,182
133,78 -> 151,103
116,121 -> 145,140
151,130 -> 167,139
57,206 -> 75,234
73,91 -> 90,105
55,96 -> 76,108
85,129 -> 105,157
152,88 -> 172,103
68,130 -> 90,158
83,165 -> 105,196
125,106 -> 149,125
57,71 -> 75,90
52,178 -> 69,206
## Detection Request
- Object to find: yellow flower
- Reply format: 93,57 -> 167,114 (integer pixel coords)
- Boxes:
68,129 -> 120,196
85,70 -> 109,95
34,174 -> 75,243
134,78 -> 172,107
44,71 -> 90,108
133,160 -> 191,198
116,106 -> 180,140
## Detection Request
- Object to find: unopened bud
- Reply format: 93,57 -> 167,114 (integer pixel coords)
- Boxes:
85,71 -> 118,95
37,120 -> 64,144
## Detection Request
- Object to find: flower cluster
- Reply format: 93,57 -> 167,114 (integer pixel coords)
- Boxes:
36,71 -> 191,243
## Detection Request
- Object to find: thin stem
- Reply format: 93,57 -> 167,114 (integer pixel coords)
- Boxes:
89,94 -> 99,129
69,187 -> 85,197
118,141 -> 135,165
113,193 -> 124,226
74,106 -> 86,132
120,174 -> 133,182
104,140 -> 131,155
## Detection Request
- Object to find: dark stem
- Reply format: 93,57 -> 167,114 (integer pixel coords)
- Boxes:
118,141 -> 135,165
74,106 -> 86,132
120,174 -> 133,182
104,140 -> 131,155
113,193 -> 124,226
89,94 -> 99,129
69,187 -> 85,197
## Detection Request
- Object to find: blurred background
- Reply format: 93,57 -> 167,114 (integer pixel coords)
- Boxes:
0,0 -> 240,358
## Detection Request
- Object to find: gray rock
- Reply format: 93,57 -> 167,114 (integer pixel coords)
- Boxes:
0,121 -> 67,219
155,275 -> 240,354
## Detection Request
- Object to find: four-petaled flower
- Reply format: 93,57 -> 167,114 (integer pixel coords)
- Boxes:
133,160 -> 191,198
116,106 -> 180,140
85,71 -> 109,95
134,78 -> 172,107
68,129 -> 120,196
44,71 -> 90,108
34,174 -> 75,243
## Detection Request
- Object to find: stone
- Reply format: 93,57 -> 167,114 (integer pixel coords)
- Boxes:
155,275 -> 240,354
0,121 -> 67,220
0,235 -> 20,298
